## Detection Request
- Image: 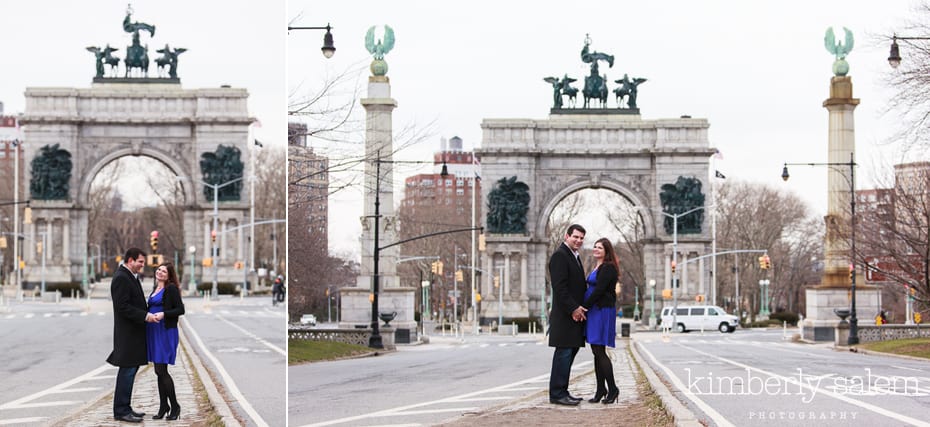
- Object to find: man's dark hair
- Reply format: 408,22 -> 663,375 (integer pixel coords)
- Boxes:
124,247 -> 146,261
566,224 -> 586,236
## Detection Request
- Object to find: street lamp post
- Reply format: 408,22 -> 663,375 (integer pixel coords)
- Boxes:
649,279 -> 657,329
758,279 -> 770,317
782,152 -> 858,344
287,24 -> 337,58
887,34 -> 930,69
642,205 -> 712,332
188,245 -> 197,295
178,176 -> 244,299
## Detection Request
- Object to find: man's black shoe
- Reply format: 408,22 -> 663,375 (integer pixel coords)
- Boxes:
567,394 -> 583,402
130,410 -> 145,418
114,413 -> 143,423
549,396 -> 580,406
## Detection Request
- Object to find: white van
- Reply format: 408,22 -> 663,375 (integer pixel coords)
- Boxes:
660,305 -> 738,333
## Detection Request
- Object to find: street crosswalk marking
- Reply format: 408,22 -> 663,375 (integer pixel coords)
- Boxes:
0,417 -> 48,425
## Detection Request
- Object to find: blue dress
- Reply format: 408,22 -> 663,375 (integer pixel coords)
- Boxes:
584,269 -> 616,347
146,289 -> 179,365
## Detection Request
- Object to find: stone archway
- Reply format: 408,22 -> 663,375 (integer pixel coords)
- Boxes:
20,82 -> 253,292
476,113 -> 716,322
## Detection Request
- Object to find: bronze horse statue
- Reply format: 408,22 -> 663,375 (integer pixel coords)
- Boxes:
583,71 -> 609,108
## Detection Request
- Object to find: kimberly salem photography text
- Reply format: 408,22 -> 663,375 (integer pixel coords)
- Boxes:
685,368 -> 924,403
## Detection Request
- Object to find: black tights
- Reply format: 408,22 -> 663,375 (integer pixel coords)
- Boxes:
590,344 -> 617,394
154,363 -> 178,409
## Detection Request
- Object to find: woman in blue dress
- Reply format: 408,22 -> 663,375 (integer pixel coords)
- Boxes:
582,237 -> 619,404
147,262 -> 185,420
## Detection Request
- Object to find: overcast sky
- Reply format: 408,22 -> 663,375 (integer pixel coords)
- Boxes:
291,1 -> 925,259
0,0 -> 286,206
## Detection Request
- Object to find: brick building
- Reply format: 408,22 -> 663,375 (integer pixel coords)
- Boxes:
288,122 -> 328,254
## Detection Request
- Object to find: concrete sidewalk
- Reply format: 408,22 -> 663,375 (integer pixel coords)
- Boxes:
48,309 -> 242,426
42,298 -> 241,427
440,339 -> 645,425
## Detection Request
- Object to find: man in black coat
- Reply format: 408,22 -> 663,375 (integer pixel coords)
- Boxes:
548,224 -> 588,405
107,248 -> 157,423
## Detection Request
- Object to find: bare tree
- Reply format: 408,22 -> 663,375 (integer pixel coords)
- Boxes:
857,165 -> 930,311
713,181 -> 822,317
882,2 -> 930,152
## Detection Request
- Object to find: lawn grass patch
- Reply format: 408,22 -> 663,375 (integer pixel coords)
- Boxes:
289,339 -> 373,364
860,337 -> 930,359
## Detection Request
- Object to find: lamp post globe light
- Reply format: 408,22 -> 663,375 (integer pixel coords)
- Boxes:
287,23 -> 336,58
887,34 -> 930,69
782,153 -> 859,345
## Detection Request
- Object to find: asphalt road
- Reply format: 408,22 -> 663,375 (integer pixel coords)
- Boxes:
635,328 -> 930,426
288,333 -> 587,426
0,303 -> 118,426
184,298 -> 287,427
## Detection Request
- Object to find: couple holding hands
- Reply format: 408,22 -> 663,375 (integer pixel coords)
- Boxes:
106,248 -> 186,422
548,224 -> 620,406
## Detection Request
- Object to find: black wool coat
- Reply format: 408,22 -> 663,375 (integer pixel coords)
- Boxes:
159,285 -> 185,329
582,263 -> 618,310
548,242 -> 587,348
106,265 -> 149,367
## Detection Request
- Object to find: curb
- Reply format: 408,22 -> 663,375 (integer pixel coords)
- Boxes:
834,344 -> 930,362
629,337 -> 702,427
179,319 -> 242,426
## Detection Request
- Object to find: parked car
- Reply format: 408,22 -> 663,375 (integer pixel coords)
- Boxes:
300,314 -> 317,326
660,305 -> 737,333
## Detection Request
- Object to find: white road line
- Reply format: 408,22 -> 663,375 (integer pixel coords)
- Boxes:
390,407 -> 479,416
43,314 -> 53,318
299,367 -> 590,427
497,343 -> 507,347
4,315 -> 14,319
47,387 -> 101,394
216,314 -> 286,356
0,364 -> 112,410
61,313 -> 70,317
636,343 -> 735,427
448,396 -> 513,402
97,312 -> 105,316
24,314 -> 33,319
676,342 -> 930,426
499,387 -> 539,391
479,344 -> 489,348
79,312 -> 88,316
182,317 -> 269,427
0,417 -> 47,425
893,365 -> 924,372
9,401 -> 79,408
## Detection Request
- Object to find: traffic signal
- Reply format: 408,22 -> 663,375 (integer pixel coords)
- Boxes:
670,260 -> 677,274
759,254 -> 771,270
0,236 -> 6,249
202,257 -> 213,267
916,312 -> 923,324
455,270 -> 464,282
849,264 -> 855,281
695,294 -> 705,302
234,261 -> 243,269
211,229 -> 217,243
150,230 -> 159,252
431,261 -> 444,276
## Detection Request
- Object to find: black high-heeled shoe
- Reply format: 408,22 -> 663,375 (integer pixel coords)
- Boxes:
166,404 -> 181,421
588,391 -> 606,403
602,389 -> 619,404
152,405 -> 170,420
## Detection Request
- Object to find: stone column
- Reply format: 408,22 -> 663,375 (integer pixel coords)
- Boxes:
520,254 -> 528,297
503,253 -> 511,296
821,76 -> 859,288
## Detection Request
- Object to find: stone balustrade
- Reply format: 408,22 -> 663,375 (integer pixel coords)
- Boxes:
288,325 -> 371,346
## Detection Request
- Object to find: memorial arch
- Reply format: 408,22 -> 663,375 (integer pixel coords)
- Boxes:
476,113 -> 717,322
17,8 -> 253,292
19,83 -> 253,291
